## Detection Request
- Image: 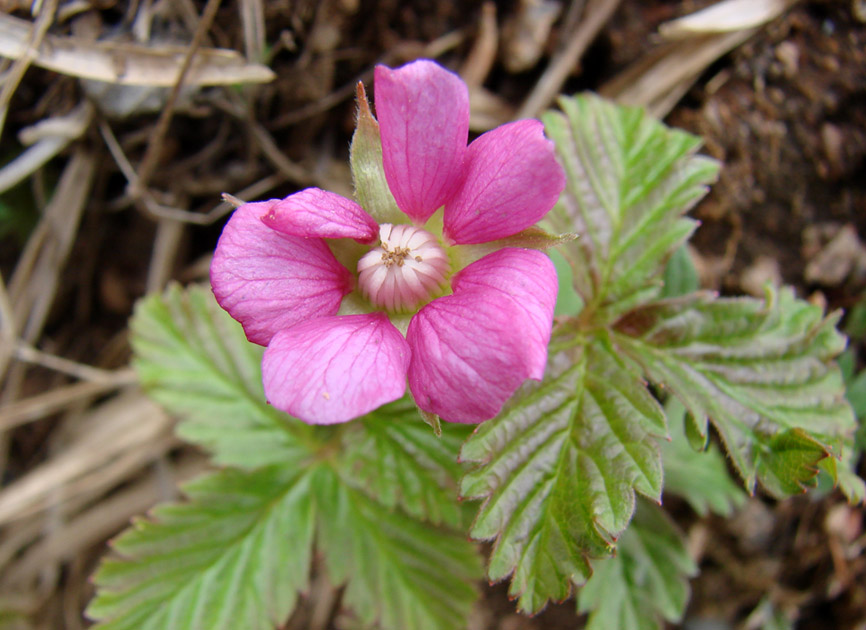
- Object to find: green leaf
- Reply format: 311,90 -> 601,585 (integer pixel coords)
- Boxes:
131,284 -> 315,469
661,244 -> 699,298
89,464 -> 482,630
844,296 -> 866,339
338,398 -> 472,527
614,288 -> 856,496
819,455 -> 866,505
315,466 -> 482,630
835,466 -> 866,504
754,429 -> 828,496
837,348 -> 856,382
846,368 -> 866,420
542,94 -> 718,318
460,340 -> 666,613
87,467 -> 316,630
578,501 -> 697,630
661,398 -> 746,516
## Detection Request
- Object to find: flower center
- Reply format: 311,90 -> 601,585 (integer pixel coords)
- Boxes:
357,224 -> 449,313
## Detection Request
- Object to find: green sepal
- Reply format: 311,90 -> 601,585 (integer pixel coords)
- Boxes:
452,227 -> 578,267
349,82 -> 404,224
418,407 -> 443,437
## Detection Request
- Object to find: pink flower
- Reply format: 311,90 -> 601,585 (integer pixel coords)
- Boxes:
210,60 -> 565,425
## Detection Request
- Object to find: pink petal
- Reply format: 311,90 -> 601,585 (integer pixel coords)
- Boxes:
375,60 -> 469,223
261,188 -> 379,243
451,248 -> 557,380
262,313 -> 410,424
407,285 -> 554,424
443,119 -> 565,244
211,201 -> 353,346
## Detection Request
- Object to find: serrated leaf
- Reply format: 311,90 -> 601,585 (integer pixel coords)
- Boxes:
843,297 -> 866,339
683,408 -> 710,452
755,429 -> 828,495
87,467 -> 316,630
661,244 -> 699,298
835,466 -> 866,504
338,398 -> 472,527
314,466 -> 481,630
578,501 -> 697,630
131,284 -> 315,468
662,398 -> 746,516
89,462 -> 481,630
614,288 -> 856,496
819,455 -> 866,505
542,94 -> 718,317
460,341 -> 666,613
846,368 -> 866,420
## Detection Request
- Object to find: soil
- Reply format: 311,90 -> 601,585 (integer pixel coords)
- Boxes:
0,1 -> 864,629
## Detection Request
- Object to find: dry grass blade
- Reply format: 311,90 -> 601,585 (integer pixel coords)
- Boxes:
0,103 -> 92,195
9,149 -> 96,350
600,31 -> 755,117
516,0 -> 622,119
460,2 -> 498,88
660,0 -> 799,38
12,344 -> 126,383
7,149 -> 95,345
0,0 -> 58,137
0,391 -> 172,526
6,456 -> 206,588
0,12 -> 275,87
239,0 -> 266,62
0,371 -> 137,432
600,0 -> 798,117
0,274 -> 16,388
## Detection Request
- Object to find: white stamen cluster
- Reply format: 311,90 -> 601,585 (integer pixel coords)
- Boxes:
357,223 -> 449,312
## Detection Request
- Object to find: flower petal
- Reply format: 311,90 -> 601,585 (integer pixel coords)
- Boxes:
375,59 -> 469,223
261,188 -> 379,243
262,313 -> 410,424
407,286 -> 553,424
451,248 -> 557,380
211,201 -> 353,346
444,119 -> 565,244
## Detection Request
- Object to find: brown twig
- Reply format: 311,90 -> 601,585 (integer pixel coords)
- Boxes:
268,30 -> 465,130
132,0 -> 223,196
0,0 -> 58,138
516,0 -> 621,119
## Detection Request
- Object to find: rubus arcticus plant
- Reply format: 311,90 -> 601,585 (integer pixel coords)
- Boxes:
88,60 -> 864,630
